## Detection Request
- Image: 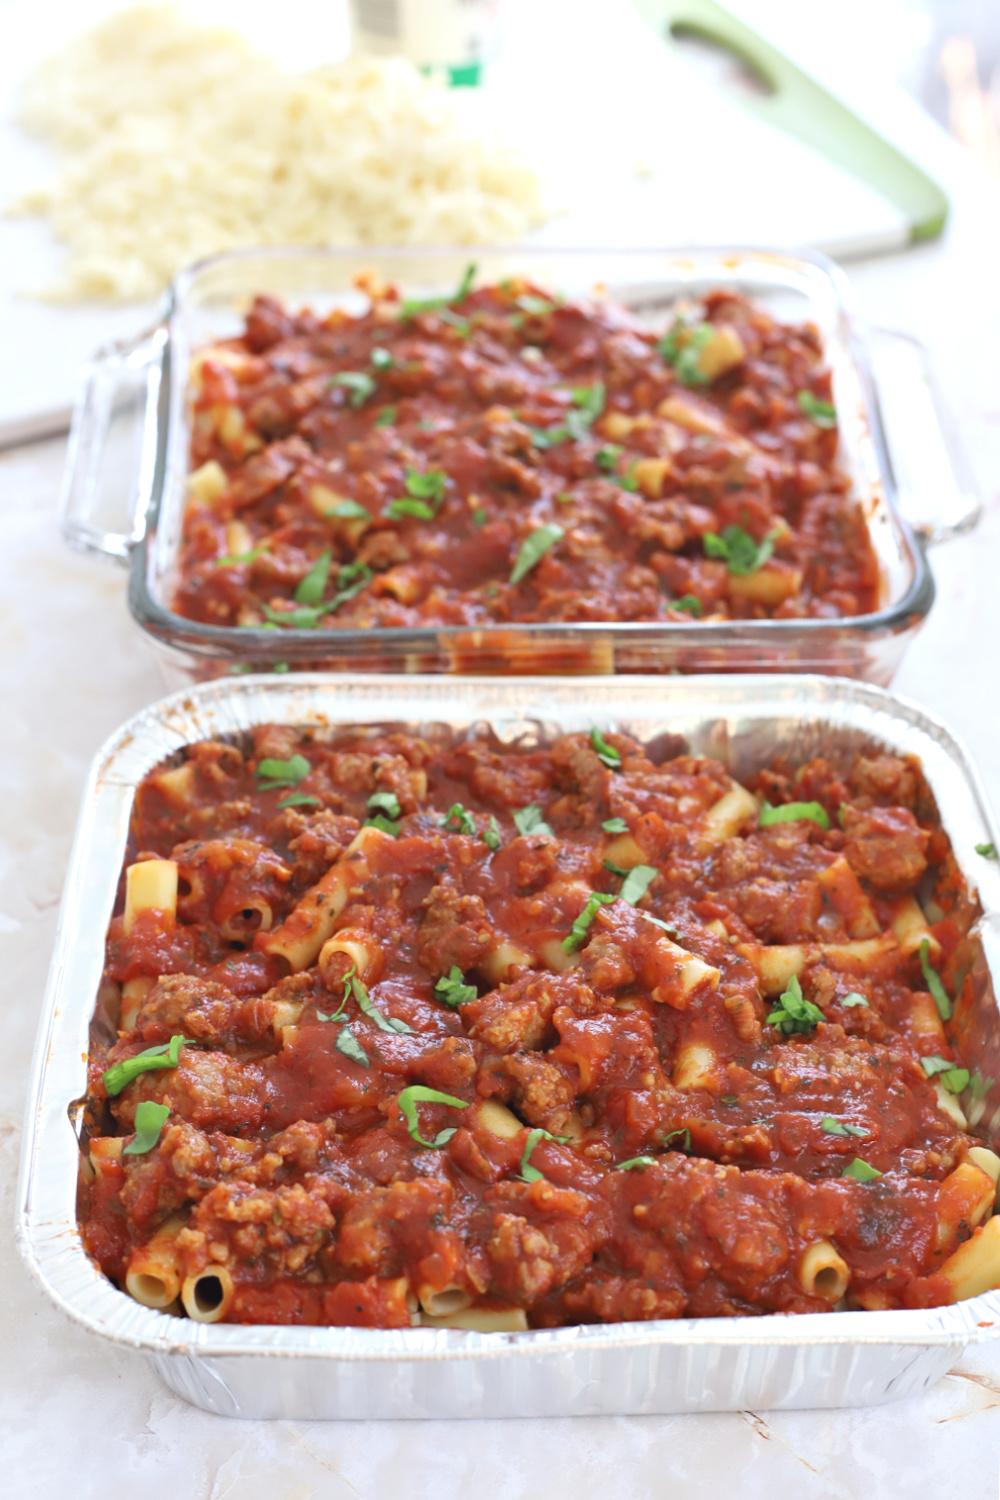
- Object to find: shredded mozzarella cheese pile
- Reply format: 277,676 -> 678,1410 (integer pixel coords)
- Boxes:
10,4 -> 546,301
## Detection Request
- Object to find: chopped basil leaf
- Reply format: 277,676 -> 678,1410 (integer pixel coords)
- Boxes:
405,466 -> 446,502
676,325 -> 716,386
352,975 -> 413,1034
388,465 -> 447,520
122,1100 -> 171,1156
555,491 -> 575,504
401,296 -> 444,319
215,542 -> 268,568
260,562 -> 372,627
483,816 -> 502,852
603,859 -> 629,878
439,309 -> 470,335
260,603 -> 328,628
759,800 -> 830,832
373,406 -> 397,428
335,1024 -> 370,1067
798,390 -> 837,428
976,842 -> 998,860
619,864 -> 657,906
400,263 -> 477,319
602,817 -> 628,834
615,1155 -> 656,1170
673,594 -> 702,617
455,262 -> 477,300
328,966 -> 355,1026
562,891 -> 616,954
332,561 -> 372,609
442,802 -> 476,835
595,444 -> 623,471
317,962 -> 356,1023
619,464 -> 639,493
256,753 -> 311,790
842,1157 -> 882,1181
434,966 -> 478,1008
368,790 -> 402,821
571,382 -> 606,424
472,507 -> 488,527
590,726 -> 622,769
766,974 -> 825,1036
658,319 -> 686,365
365,812 -> 401,836
527,424 -> 568,450
662,1128 -> 692,1151
519,1125 -> 571,1182
659,319 -> 714,386
103,1034 -> 185,1096
821,1115 -> 867,1138
330,371 -> 376,408
641,913 -> 683,940
397,1084 -> 466,1148
920,938 -> 952,1021
370,347 -> 394,370
513,803 -> 554,838
510,524 -> 563,585
703,524 -> 779,577
921,1055 -> 969,1093
841,992 -> 869,1008
276,791 -> 322,810
273,661 -> 290,673
527,382 -> 604,450
388,497 -> 435,520
517,294 -> 559,316
325,499 -> 370,520
294,550 -> 332,605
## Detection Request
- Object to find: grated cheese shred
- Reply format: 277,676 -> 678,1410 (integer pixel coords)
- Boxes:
9,4 -> 547,301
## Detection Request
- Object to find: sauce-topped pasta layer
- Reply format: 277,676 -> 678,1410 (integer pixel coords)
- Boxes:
175,276 -> 879,632
80,724 -> 997,1328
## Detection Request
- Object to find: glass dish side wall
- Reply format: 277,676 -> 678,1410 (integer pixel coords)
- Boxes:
123,247 -> 934,684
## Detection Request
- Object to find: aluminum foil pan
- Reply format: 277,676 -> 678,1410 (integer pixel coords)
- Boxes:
16,674 -> 1000,1419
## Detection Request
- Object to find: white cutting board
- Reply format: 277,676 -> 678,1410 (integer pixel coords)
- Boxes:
0,0 -> 907,444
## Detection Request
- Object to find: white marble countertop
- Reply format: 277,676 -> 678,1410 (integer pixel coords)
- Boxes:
3,12 -> 1000,1495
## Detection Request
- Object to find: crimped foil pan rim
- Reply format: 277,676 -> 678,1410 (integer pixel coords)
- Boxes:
17,1218 -> 998,1360
17,673 -> 1000,1365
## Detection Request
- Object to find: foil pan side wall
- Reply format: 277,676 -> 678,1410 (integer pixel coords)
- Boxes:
148,1341 -> 959,1420
17,673 -> 1000,1419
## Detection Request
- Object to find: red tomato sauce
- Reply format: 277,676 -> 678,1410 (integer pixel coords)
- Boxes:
174,278 -> 879,635
79,724 -> 980,1325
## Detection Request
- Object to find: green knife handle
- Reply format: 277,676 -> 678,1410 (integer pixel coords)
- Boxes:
632,0 -> 948,241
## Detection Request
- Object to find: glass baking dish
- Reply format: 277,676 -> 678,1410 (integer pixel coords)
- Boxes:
59,247 -> 979,686
16,671 -> 1000,1419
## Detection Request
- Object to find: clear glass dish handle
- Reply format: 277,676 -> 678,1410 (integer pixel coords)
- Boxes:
867,325 -> 981,546
59,324 -> 167,562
